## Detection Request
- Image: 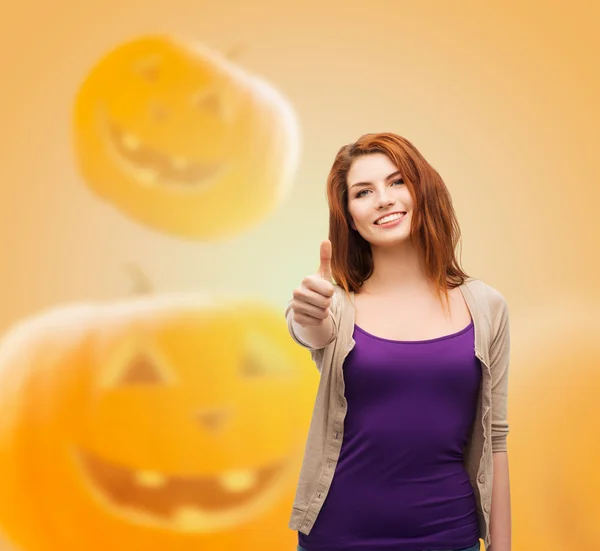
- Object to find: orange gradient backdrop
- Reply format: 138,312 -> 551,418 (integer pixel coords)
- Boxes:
0,0 -> 599,550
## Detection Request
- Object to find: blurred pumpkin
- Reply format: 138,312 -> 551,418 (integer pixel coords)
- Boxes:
72,34 -> 300,241
0,293 -> 317,551
0,529 -> 17,551
509,298 -> 600,550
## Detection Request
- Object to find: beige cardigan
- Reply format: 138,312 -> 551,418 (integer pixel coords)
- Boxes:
284,276 -> 510,550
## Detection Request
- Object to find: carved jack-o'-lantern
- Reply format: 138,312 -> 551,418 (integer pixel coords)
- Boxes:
510,299 -> 600,550
0,293 -> 317,550
73,35 -> 300,240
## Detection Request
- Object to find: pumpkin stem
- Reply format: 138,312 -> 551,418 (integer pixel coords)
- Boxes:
125,263 -> 154,295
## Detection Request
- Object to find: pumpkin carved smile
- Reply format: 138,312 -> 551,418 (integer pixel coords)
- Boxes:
76,447 -> 290,531
0,294 -> 318,548
72,34 -> 300,239
104,112 -> 231,189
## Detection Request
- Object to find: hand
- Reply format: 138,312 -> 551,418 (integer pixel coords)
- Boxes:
291,240 -> 335,327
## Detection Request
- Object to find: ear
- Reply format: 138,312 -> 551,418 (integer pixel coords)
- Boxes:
350,218 -> 357,231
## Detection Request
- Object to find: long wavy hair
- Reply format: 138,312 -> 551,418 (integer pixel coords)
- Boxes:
326,132 -> 470,314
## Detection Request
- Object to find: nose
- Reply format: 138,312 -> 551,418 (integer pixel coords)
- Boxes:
148,100 -> 169,123
376,189 -> 395,209
196,406 -> 233,432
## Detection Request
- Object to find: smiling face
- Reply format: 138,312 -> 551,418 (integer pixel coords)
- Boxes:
346,152 -> 414,247
73,35 -> 299,240
0,295 -> 317,549
98,47 -> 237,191
75,329 -> 295,533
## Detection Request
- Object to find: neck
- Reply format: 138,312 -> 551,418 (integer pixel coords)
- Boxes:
360,240 -> 432,296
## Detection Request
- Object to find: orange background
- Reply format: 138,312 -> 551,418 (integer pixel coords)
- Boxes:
0,0 -> 598,549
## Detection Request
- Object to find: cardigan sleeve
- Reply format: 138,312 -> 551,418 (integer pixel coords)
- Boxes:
488,289 -> 511,452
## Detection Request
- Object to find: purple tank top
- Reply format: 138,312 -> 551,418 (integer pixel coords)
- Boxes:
298,319 -> 481,551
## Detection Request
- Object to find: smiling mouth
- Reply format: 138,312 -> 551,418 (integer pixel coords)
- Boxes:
76,446 -> 289,532
374,212 -> 406,225
101,111 -> 230,189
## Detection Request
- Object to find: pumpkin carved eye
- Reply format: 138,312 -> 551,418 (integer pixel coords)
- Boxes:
134,56 -> 162,82
118,353 -> 168,386
100,340 -> 177,390
191,87 -> 235,123
240,356 -> 267,378
193,90 -> 221,113
240,331 -> 291,380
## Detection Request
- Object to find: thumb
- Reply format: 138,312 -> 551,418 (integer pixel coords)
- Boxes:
319,239 -> 333,281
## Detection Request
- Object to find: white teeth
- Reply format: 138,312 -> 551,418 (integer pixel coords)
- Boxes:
132,468 -> 257,492
122,132 -> 141,150
219,469 -> 257,492
376,213 -> 405,225
134,470 -> 167,487
172,156 -> 189,170
172,507 -> 211,531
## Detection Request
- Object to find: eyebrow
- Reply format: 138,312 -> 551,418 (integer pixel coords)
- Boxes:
349,170 -> 403,190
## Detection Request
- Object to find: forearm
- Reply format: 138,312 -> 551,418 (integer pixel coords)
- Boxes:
489,451 -> 511,551
291,315 -> 334,349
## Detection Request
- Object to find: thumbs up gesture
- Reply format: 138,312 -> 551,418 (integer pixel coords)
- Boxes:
291,240 -> 335,327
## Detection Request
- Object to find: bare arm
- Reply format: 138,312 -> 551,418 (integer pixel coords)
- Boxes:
288,306 -> 335,349
490,451 -> 511,550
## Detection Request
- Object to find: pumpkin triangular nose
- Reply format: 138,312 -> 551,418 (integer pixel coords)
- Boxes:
202,93 -> 221,113
197,407 -> 231,431
121,353 -> 164,385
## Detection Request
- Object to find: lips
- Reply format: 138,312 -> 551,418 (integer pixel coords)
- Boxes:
374,211 -> 406,225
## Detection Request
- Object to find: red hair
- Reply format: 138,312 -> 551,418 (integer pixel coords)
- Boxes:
325,132 -> 470,313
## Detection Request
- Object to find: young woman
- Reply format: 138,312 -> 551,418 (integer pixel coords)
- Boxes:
285,133 -> 511,551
